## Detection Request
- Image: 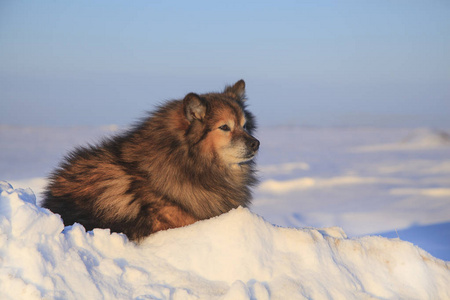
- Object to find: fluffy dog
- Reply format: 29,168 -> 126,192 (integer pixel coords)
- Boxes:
42,80 -> 259,241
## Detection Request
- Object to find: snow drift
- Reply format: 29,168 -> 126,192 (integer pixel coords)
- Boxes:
353,128 -> 450,152
1,182 -> 449,300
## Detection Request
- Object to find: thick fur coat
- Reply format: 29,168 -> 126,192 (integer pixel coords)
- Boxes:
42,80 -> 259,241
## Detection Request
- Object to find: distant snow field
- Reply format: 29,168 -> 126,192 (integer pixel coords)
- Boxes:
1,125 -> 450,299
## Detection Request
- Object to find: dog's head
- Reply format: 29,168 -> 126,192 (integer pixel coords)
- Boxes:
183,80 -> 259,166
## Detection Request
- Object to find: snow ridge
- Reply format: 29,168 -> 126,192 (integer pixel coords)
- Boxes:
1,182 -> 449,299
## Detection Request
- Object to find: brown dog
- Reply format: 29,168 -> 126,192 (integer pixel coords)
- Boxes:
42,80 -> 259,241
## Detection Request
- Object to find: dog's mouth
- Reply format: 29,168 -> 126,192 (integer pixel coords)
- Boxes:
237,150 -> 258,164
222,143 -> 259,166
245,152 -> 257,160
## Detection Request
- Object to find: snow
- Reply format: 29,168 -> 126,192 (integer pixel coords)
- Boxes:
251,127 -> 450,252
1,182 -> 449,300
352,128 -> 450,152
1,125 -> 450,298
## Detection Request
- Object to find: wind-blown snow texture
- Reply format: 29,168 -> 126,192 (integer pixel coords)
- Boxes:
1,182 -> 449,300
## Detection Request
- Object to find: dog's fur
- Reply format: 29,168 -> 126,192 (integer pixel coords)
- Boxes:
42,80 -> 259,241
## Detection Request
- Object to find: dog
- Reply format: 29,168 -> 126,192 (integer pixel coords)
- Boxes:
42,80 -> 259,241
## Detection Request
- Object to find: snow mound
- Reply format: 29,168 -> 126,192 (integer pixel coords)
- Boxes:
1,182 -> 449,300
401,128 -> 450,147
354,128 -> 450,152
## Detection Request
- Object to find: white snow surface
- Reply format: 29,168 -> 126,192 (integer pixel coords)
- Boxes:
1,125 -> 450,298
1,181 -> 449,300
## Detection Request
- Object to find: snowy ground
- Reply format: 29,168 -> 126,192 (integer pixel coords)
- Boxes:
3,125 -> 449,259
1,125 -> 450,298
252,126 -> 450,261
1,182 -> 449,299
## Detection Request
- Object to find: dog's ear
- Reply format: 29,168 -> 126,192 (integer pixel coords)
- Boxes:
224,79 -> 246,101
183,93 -> 206,122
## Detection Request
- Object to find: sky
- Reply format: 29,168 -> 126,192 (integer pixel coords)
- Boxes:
1,0 -> 449,128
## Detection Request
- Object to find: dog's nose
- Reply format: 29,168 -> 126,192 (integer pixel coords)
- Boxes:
249,138 -> 260,152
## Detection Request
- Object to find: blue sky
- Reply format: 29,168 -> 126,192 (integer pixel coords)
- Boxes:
1,0 -> 449,128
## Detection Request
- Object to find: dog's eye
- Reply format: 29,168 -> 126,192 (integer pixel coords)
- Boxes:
219,124 -> 231,131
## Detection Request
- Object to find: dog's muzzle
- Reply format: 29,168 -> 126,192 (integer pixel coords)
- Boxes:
246,136 -> 260,155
